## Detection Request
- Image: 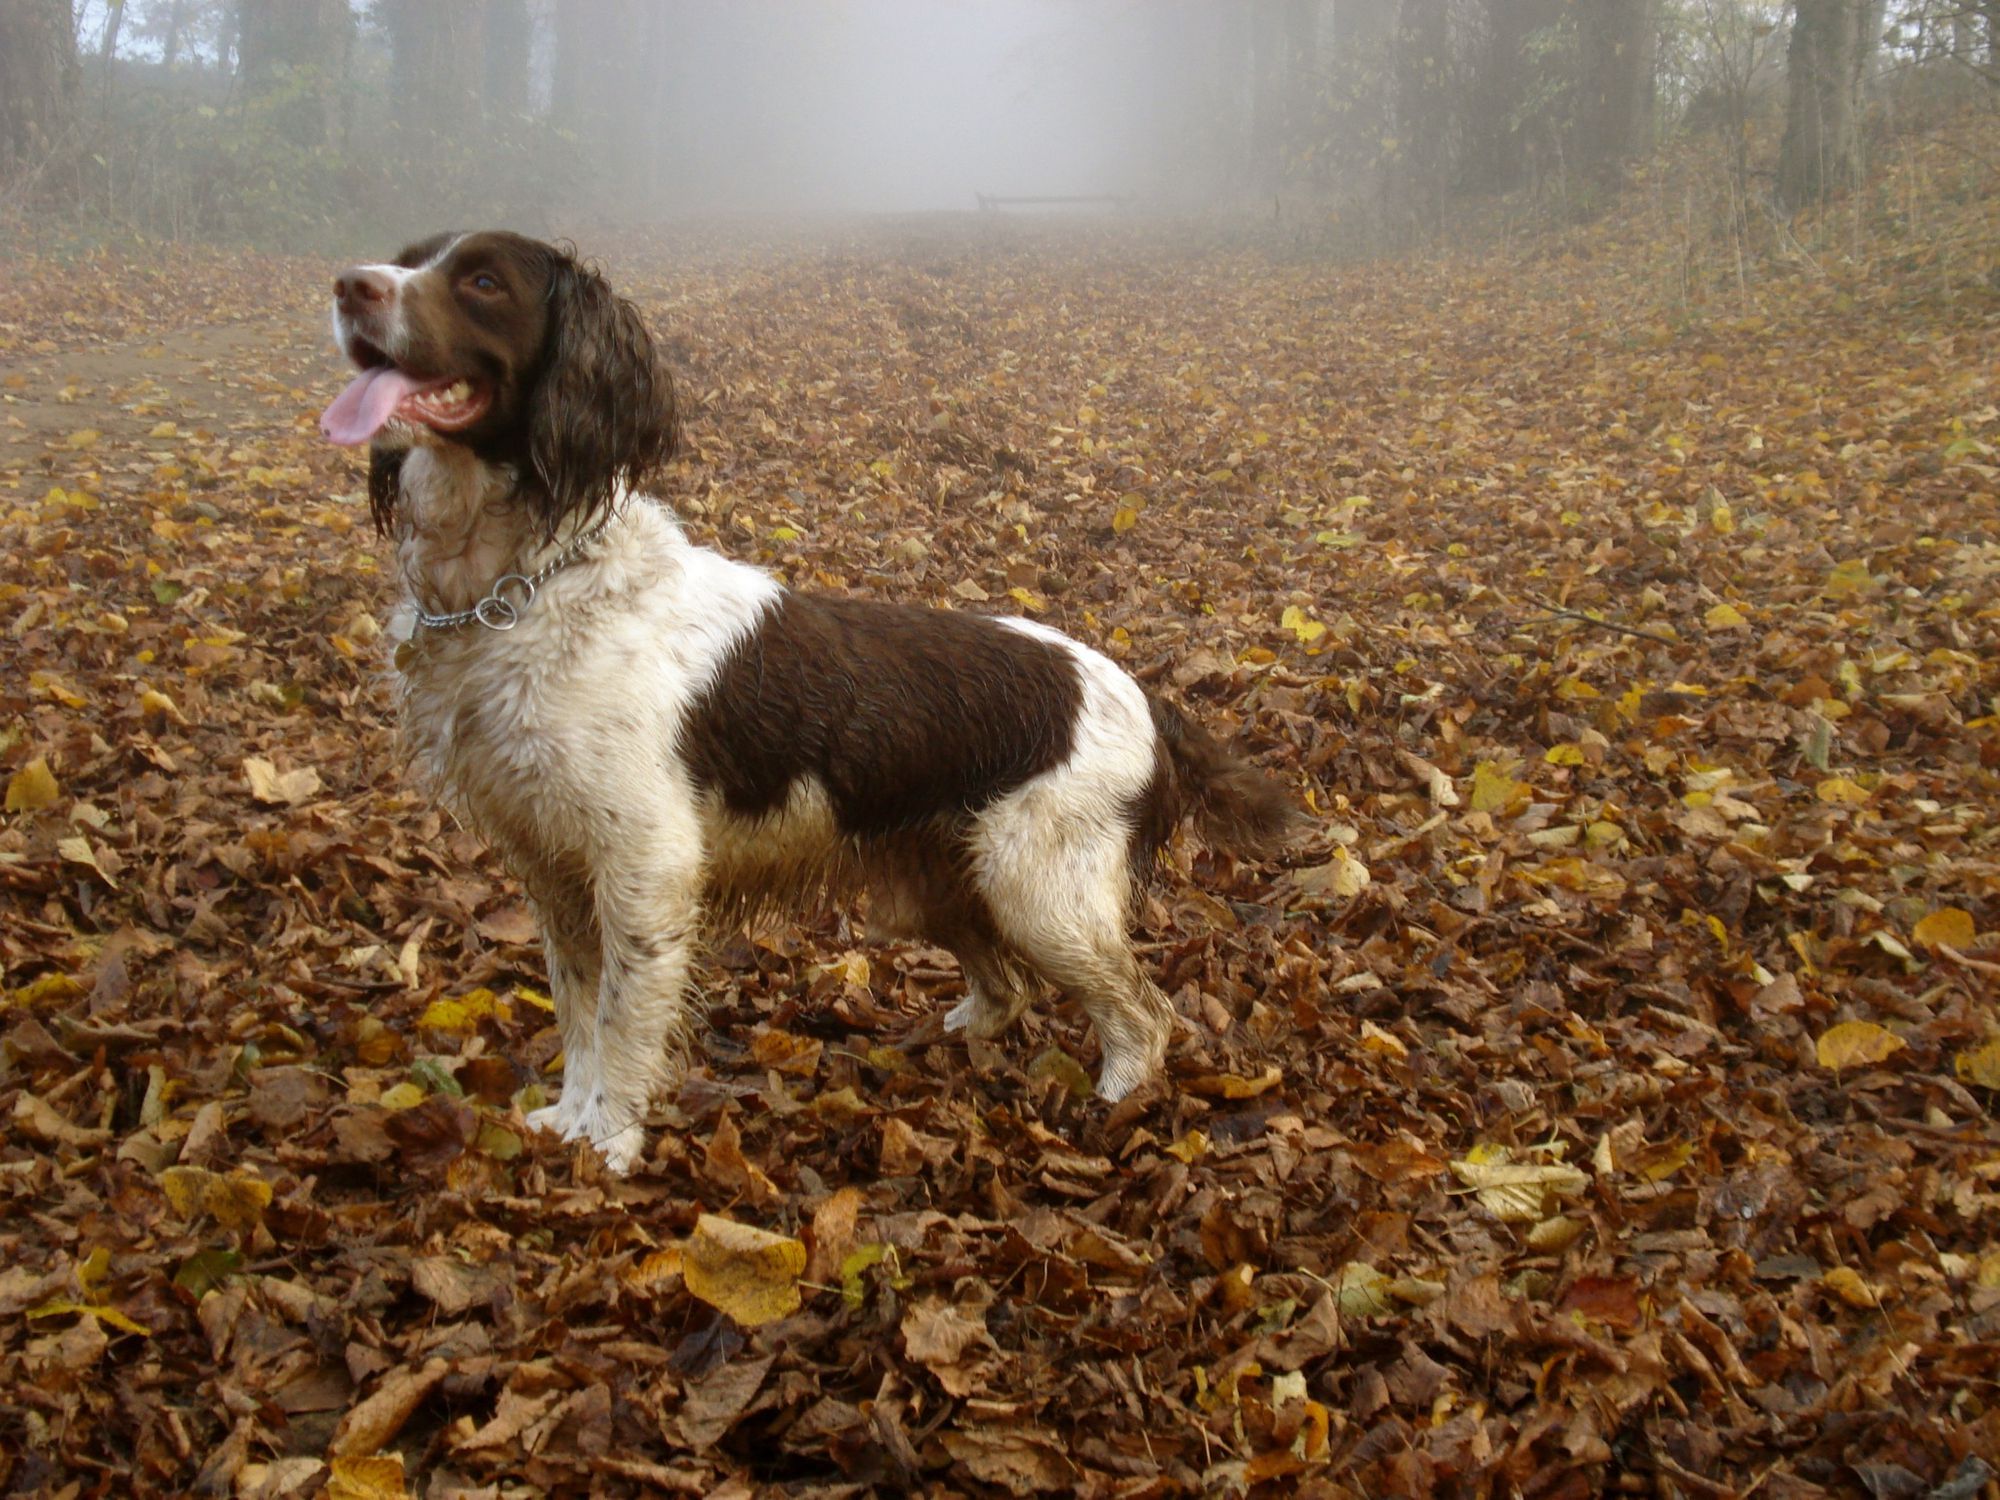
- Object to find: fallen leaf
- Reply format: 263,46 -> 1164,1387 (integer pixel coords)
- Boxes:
683,1214 -> 806,1327
1816,1020 -> 1906,1071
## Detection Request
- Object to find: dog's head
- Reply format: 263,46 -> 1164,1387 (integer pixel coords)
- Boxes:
323,230 -> 678,537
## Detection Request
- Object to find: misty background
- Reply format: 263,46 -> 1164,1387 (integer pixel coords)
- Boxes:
1,1 -> 1996,252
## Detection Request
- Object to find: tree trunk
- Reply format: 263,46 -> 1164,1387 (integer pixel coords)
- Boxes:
160,0 -> 187,69
1282,0 -> 1317,183
551,0 -> 594,134
485,0 -> 531,121
1392,0 -> 1450,237
1463,0 -> 1563,193
239,0 -> 351,147
1250,0 -> 1286,192
0,0 -> 80,183
1776,0 -> 1862,208
1578,0 -> 1657,187
384,0 -> 486,141
98,0 -> 125,78
1325,0 -> 1396,188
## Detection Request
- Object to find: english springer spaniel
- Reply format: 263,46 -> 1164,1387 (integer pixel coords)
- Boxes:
322,230 -> 1301,1173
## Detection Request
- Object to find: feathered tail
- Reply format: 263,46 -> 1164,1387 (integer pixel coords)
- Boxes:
1142,697 -> 1305,859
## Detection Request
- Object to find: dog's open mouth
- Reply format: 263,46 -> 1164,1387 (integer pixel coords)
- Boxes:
320,342 -> 492,446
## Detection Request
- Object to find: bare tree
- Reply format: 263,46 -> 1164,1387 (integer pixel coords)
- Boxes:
238,0 -> 352,147
1392,0 -> 1451,236
0,0 -> 81,185
1776,0 -> 1871,206
1578,0 -> 1659,186
485,0 -> 532,121
383,0 -> 486,142
1463,0 -> 1566,192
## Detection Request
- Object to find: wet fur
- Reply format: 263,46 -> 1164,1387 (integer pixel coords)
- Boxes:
338,231 -> 1301,1174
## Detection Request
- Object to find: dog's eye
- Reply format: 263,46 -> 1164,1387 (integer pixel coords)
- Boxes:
468,272 -> 500,294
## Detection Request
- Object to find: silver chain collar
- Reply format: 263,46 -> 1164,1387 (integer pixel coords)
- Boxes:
412,522 -> 610,632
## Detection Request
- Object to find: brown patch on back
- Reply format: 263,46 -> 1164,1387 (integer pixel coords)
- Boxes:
680,593 -> 1085,839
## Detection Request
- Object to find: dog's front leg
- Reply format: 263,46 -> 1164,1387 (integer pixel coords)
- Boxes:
520,876 -> 603,1142
570,833 -> 703,1175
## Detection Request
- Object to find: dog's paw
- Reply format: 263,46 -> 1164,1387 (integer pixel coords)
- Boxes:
524,1102 -> 571,1138
592,1123 -> 646,1175
944,991 -> 1024,1041
1093,1054 -> 1159,1104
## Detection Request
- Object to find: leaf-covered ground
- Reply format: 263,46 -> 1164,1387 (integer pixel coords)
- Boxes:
4,144 -> 2000,1498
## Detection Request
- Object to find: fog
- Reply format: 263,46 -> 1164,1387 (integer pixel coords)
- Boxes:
25,0 -> 1978,252
652,2 -> 1162,214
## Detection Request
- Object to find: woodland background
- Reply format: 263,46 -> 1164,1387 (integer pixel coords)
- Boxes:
3,2 -> 2000,1498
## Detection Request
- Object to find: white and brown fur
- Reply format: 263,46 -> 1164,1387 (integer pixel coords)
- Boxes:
329,231 -> 1300,1173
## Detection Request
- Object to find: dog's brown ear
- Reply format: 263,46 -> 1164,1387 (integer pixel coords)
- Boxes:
369,447 -> 405,536
524,253 -> 679,538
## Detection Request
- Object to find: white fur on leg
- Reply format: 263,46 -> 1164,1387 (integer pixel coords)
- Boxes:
521,882 -> 605,1144
971,620 -> 1170,1100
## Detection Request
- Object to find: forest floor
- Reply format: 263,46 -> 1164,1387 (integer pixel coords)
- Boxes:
3,127 -> 2000,1499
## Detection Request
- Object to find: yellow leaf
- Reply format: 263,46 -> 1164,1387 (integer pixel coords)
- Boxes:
1824,559 -> 1875,599
1007,586 -> 1045,613
1705,603 -> 1748,630
683,1214 -> 807,1327
1544,743 -> 1585,766
1954,1039 -> 2000,1090
11,973 -> 83,1007
1164,1129 -> 1211,1163
1913,907 -> 1976,953
1186,1066 -> 1284,1100
5,757 -> 60,812
419,987 -> 501,1033
1293,846 -> 1371,905
1815,776 -> 1871,806
1528,1216 -> 1586,1252
57,836 -> 115,886
26,1299 -> 151,1336
1468,760 -> 1528,815
326,1455 -> 411,1500
1449,1148 -> 1589,1222
1111,505 -> 1140,533
30,670 -> 87,708
769,525 -> 800,541
621,1246 -> 686,1292
159,1166 -> 273,1231
1709,500 -> 1735,534
1359,1019 -> 1408,1059
149,421 -> 179,438
1280,604 -> 1326,643
379,1082 -> 426,1110
513,985 -> 555,1012
138,689 -> 186,723
65,428 -> 101,450
1820,1266 -> 1881,1309
1816,1020 -> 1906,1071
243,756 -> 322,806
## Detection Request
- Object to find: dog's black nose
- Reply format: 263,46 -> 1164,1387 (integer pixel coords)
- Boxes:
334,267 -> 394,316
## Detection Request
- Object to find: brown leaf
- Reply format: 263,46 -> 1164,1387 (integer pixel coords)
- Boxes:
805,1185 -> 866,1284
674,1353 -> 774,1449
382,1095 -> 474,1172
327,1359 -> 449,1459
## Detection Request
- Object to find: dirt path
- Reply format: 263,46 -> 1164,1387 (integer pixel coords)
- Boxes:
0,311 -> 337,486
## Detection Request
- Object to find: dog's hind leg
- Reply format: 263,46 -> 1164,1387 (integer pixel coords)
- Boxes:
973,824 -> 1171,1102
939,925 -> 1041,1042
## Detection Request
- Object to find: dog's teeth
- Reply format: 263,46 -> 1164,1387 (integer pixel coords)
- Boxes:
447,380 -> 470,401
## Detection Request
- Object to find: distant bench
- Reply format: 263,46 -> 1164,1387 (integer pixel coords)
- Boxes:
976,194 -> 1135,212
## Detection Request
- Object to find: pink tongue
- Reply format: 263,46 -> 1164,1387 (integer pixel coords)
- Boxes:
320,366 -> 423,446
